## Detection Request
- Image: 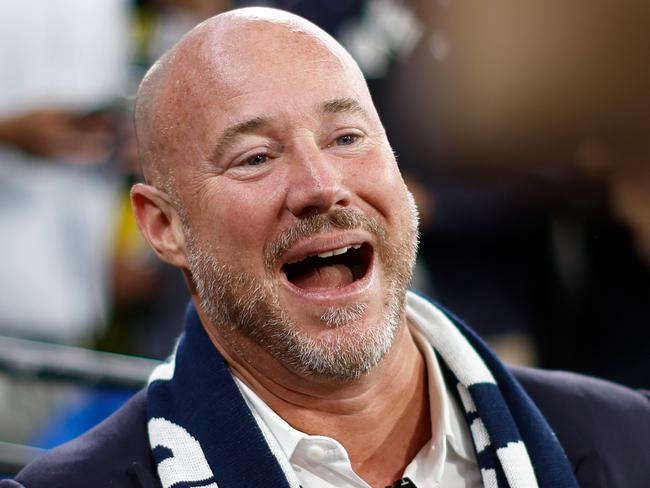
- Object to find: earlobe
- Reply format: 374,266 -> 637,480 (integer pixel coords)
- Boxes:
130,183 -> 189,268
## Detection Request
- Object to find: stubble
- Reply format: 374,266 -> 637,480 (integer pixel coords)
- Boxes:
183,193 -> 419,380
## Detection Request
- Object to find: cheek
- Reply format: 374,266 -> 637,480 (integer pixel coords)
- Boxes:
348,148 -> 407,219
200,178 -> 287,262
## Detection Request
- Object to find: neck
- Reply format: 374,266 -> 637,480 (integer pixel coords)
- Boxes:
203,312 -> 433,487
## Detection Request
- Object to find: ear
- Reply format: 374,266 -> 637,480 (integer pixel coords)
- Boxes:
130,183 -> 189,269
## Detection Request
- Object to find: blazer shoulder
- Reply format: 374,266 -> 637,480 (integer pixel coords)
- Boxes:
13,389 -> 160,488
512,365 -> 650,414
512,365 -> 650,485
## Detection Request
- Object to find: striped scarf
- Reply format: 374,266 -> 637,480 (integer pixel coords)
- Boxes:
146,292 -> 579,488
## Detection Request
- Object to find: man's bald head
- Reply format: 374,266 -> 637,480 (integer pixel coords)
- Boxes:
134,7 -> 370,196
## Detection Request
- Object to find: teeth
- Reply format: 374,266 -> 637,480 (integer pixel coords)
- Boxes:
332,246 -> 350,256
286,244 -> 362,265
317,245 -> 350,259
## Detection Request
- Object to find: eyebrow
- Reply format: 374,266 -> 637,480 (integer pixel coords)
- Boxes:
209,116 -> 269,162
320,97 -> 372,124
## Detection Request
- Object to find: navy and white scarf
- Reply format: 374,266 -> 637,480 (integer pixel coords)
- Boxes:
146,292 -> 579,488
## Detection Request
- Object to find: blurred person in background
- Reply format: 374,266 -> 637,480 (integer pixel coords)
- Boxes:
0,0 -> 231,353
0,0 -> 131,446
0,0 -> 130,346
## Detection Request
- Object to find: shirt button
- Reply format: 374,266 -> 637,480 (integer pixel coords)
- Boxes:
306,444 -> 326,461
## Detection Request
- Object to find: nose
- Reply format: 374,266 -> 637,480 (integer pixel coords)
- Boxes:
285,146 -> 351,218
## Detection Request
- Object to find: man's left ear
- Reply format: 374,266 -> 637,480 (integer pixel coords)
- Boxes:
130,183 -> 189,269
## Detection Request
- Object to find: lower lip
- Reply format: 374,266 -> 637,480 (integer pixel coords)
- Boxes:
278,254 -> 376,303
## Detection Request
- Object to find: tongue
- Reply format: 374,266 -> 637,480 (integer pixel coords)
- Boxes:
292,264 -> 354,290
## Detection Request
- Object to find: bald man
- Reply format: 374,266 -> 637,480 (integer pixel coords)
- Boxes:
5,8 -> 650,488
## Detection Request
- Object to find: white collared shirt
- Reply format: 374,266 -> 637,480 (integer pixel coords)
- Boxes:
234,297 -> 483,487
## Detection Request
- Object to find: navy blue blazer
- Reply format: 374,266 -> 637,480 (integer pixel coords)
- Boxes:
3,366 -> 649,488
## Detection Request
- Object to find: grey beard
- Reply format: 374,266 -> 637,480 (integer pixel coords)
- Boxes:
319,303 -> 368,328
183,195 -> 419,380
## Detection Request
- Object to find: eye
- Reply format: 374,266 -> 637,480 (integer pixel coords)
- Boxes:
335,134 -> 359,146
246,153 -> 269,166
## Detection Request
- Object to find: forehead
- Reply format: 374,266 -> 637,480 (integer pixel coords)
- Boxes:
167,21 -> 372,123
207,21 -> 356,83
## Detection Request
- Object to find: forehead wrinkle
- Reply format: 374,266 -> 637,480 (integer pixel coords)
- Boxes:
209,116 -> 270,163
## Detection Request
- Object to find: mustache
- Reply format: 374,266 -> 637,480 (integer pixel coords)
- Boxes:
264,207 -> 386,271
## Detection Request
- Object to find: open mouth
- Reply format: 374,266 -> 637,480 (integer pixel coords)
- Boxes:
282,243 -> 373,291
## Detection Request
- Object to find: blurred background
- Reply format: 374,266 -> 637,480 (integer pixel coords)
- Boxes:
1,0 -> 649,477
